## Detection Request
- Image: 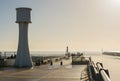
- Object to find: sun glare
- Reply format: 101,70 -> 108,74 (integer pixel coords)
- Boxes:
111,0 -> 120,5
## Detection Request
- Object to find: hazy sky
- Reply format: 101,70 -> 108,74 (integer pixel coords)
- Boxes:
1,0 -> 120,51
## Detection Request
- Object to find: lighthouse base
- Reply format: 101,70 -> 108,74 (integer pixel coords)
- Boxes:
14,52 -> 32,68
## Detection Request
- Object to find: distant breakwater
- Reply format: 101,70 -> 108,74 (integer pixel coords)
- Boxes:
103,52 -> 120,56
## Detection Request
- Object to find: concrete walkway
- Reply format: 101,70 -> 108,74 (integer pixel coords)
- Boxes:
0,59 -> 88,81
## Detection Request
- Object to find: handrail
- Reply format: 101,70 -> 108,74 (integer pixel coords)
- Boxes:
96,62 -> 111,81
100,69 -> 111,81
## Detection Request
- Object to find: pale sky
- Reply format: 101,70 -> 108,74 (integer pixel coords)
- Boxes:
1,0 -> 120,51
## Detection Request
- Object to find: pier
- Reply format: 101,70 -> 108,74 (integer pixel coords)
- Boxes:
0,51 -> 112,81
0,55 -> 88,81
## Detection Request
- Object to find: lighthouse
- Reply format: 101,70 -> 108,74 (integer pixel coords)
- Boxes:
14,7 -> 32,67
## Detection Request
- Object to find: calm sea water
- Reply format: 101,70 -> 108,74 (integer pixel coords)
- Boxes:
30,51 -> 65,56
0,51 -> 66,57
30,51 -> 102,56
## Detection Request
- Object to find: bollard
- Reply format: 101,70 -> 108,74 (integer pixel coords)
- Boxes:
50,61 -> 53,66
60,61 -> 63,66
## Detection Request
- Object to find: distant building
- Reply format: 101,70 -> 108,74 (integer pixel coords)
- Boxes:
65,46 -> 70,57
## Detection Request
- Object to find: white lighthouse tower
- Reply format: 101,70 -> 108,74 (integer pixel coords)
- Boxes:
14,7 -> 32,67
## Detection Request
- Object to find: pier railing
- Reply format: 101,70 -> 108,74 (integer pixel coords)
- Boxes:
0,51 -> 16,59
96,62 -> 111,81
87,58 -> 111,81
